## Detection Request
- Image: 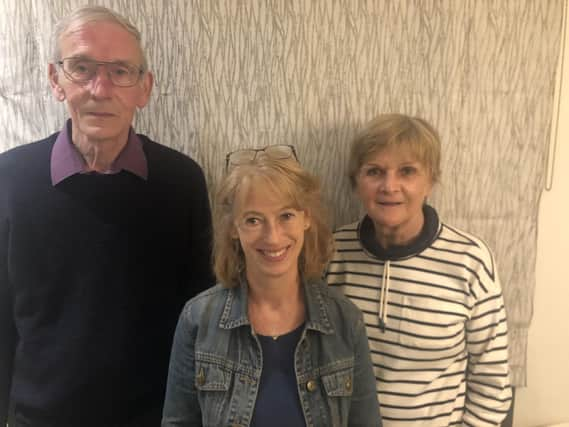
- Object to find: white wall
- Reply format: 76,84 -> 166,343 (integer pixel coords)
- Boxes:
514,3 -> 569,425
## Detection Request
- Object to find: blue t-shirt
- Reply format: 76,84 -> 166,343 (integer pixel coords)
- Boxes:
251,323 -> 306,427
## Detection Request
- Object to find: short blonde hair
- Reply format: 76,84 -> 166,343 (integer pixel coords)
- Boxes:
348,113 -> 441,188
52,5 -> 148,72
213,156 -> 333,287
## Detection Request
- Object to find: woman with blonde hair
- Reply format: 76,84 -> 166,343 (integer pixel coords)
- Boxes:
162,145 -> 381,427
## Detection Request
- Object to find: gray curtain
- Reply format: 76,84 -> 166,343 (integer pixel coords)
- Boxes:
0,0 -> 563,386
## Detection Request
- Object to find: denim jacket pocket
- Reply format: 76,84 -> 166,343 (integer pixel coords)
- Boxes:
321,364 -> 354,427
322,367 -> 354,397
194,360 -> 232,426
194,361 -> 231,391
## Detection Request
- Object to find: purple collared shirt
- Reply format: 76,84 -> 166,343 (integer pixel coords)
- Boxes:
50,119 -> 148,185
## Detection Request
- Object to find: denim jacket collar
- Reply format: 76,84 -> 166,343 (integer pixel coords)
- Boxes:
218,276 -> 335,335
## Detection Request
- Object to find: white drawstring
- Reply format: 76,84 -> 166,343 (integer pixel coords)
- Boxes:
379,260 -> 391,332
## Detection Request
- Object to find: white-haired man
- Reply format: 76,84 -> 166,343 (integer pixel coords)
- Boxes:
0,6 -> 214,426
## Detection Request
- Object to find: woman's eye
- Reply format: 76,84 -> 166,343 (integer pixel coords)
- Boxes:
281,212 -> 295,221
364,167 -> 381,176
244,217 -> 260,226
400,166 -> 416,176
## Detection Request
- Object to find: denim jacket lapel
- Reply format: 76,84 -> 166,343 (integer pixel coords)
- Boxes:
217,276 -> 335,336
303,278 -> 335,335
218,281 -> 250,330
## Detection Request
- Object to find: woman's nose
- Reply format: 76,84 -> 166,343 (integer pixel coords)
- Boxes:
262,221 -> 281,242
380,172 -> 399,192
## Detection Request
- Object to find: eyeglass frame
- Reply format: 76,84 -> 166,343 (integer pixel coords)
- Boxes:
56,57 -> 145,88
225,144 -> 299,172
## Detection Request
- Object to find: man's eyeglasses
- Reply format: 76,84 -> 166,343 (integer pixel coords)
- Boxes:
225,144 -> 298,171
56,57 -> 144,87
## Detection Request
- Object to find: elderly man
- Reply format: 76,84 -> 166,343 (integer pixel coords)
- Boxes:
0,6 -> 214,426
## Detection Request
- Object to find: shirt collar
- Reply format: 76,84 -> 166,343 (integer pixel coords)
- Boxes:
50,119 -> 148,185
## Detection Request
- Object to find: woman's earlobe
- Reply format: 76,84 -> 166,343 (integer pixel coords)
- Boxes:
230,226 -> 239,239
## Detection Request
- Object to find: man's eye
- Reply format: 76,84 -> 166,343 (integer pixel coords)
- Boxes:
71,62 -> 92,74
112,66 -> 131,76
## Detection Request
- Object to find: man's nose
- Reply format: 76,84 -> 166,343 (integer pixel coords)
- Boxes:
87,65 -> 114,96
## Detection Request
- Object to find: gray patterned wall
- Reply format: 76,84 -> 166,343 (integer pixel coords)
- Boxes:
0,0 -> 563,386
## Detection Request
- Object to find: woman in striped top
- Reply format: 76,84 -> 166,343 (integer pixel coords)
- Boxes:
326,114 -> 512,426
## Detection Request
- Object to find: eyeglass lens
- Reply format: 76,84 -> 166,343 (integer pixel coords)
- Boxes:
228,145 -> 295,167
263,145 -> 294,159
61,58 -> 141,86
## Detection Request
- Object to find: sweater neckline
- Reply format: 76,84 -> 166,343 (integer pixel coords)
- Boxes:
358,204 -> 440,261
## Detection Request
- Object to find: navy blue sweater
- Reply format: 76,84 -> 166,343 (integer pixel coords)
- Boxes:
0,133 -> 214,426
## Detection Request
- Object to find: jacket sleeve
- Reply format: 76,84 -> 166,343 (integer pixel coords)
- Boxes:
0,217 -> 16,424
463,252 -> 512,426
350,309 -> 383,427
161,303 -> 202,427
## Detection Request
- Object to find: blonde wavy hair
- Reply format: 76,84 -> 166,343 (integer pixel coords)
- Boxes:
213,156 -> 333,287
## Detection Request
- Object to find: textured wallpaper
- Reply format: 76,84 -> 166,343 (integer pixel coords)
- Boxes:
0,0 -> 564,386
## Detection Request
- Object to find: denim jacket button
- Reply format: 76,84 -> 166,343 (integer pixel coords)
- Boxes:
196,368 -> 206,386
306,380 -> 317,392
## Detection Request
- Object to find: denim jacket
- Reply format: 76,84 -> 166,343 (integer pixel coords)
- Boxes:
162,278 -> 381,427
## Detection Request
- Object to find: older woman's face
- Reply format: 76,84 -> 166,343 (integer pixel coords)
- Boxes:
355,146 -> 433,246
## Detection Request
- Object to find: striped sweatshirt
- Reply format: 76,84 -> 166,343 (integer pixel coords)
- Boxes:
326,205 -> 512,426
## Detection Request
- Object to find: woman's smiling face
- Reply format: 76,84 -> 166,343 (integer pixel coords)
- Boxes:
232,177 -> 310,285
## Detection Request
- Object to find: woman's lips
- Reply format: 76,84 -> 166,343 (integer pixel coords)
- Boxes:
258,246 -> 289,261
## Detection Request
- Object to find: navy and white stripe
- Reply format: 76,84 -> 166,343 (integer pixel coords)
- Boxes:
326,208 -> 512,426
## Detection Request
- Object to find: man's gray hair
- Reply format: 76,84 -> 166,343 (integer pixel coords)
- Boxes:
51,5 -> 148,71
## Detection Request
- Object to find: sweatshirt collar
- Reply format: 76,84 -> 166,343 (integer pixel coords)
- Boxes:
359,204 -> 440,260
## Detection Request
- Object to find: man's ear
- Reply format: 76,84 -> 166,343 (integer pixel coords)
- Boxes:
48,63 -> 65,102
136,71 -> 154,109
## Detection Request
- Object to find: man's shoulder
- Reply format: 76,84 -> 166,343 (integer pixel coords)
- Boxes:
0,134 -> 57,165
0,134 -> 57,183
138,134 -> 204,175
